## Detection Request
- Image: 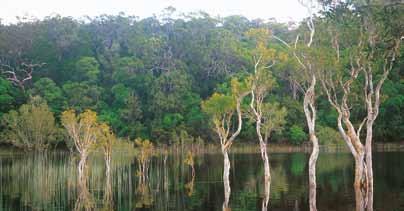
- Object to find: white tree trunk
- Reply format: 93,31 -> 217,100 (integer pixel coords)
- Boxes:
222,148 -> 231,211
303,75 -> 318,211
308,134 -> 319,211
262,176 -> 271,211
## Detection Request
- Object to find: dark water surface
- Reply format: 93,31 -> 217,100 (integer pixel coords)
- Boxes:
0,151 -> 403,210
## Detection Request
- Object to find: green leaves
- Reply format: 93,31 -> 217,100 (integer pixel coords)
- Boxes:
1,96 -> 58,150
289,125 -> 307,145
74,57 -> 100,83
201,93 -> 235,119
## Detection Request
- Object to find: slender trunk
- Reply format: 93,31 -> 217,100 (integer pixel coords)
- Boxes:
260,142 -> 270,181
78,151 -> 88,177
303,75 -> 318,211
262,176 -> 271,211
354,174 -> 367,211
191,164 -> 195,178
222,148 -> 231,211
257,119 -> 271,182
75,151 -> 94,211
354,153 -> 366,187
103,165 -> 113,209
365,120 -> 374,211
105,153 -> 111,176
308,134 -> 319,211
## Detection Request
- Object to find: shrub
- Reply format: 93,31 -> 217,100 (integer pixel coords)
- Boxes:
289,125 -> 307,145
317,126 -> 343,146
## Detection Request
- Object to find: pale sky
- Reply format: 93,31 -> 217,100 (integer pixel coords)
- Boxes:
1,0 -> 311,23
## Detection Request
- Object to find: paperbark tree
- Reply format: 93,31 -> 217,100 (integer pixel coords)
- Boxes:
318,3 -> 402,210
74,155 -> 95,211
134,138 -> 154,184
295,3 -> 320,210
61,109 -> 98,175
97,123 -> 116,174
272,1 -> 319,209
201,77 -> 250,210
246,29 -> 287,189
321,30 -> 401,211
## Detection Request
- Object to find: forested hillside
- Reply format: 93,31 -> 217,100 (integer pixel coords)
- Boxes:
0,5 -> 403,148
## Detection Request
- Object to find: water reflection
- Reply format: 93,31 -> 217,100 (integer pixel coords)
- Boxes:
309,173 -> 317,211
184,151 -> 195,197
74,162 -> 94,211
135,144 -> 153,208
354,181 -> 373,211
261,178 -> 270,211
222,150 -> 231,211
102,166 -> 113,211
0,152 -> 403,210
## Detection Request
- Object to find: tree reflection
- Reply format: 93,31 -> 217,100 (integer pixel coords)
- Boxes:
354,182 -> 373,211
184,151 -> 195,197
223,160 -> 231,211
135,178 -> 153,208
101,166 -> 113,211
261,177 -> 270,211
74,161 -> 94,211
134,138 -> 154,208
309,171 -> 317,211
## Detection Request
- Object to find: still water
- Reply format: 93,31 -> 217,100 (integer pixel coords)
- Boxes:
0,151 -> 403,211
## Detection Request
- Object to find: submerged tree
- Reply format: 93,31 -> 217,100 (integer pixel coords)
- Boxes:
246,28 -> 287,186
97,123 -> 116,174
102,154 -> 114,211
74,154 -> 95,211
134,138 -> 154,183
272,1 -> 319,208
61,109 -> 98,174
134,138 -> 154,208
201,77 -> 250,210
319,3 -> 403,210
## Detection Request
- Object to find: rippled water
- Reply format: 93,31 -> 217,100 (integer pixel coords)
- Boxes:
0,150 -> 403,210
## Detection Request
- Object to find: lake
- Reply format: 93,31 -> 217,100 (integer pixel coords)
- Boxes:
0,150 -> 403,210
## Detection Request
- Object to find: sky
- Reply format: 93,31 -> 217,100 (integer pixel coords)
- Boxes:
0,0 -> 311,24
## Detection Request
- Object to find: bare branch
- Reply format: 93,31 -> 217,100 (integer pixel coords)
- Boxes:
271,35 -> 291,48
357,117 -> 367,139
0,62 -> 45,91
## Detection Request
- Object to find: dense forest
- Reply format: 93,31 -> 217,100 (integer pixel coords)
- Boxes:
0,3 -> 403,150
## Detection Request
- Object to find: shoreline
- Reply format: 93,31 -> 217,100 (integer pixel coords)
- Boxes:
1,142 -> 404,156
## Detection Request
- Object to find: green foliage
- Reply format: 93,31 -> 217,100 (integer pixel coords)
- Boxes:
201,93 -> 235,119
29,78 -> 65,114
0,78 -> 17,116
0,6 -> 402,145
290,153 -> 306,176
317,125 -> 343,146
0,96 -> 58,150
61,109 -> 100,154
261,102 -> 287,139
289,125 -> 307,145
151,69 -> 192,114
62,82 -> 103,112
74,57 -> 100,82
